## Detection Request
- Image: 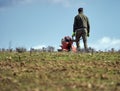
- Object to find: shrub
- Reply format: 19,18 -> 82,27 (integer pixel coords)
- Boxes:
16,47 -> 27,53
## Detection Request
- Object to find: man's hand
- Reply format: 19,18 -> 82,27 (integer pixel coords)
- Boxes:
87,33 -> 90,37
72,32 -> 76,37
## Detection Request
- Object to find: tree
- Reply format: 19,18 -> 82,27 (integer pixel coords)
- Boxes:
47,46 -> 55,52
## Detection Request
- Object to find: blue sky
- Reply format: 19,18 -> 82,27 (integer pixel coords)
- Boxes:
0,0 -> 120,51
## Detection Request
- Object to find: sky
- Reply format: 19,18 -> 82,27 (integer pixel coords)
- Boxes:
0,0 -> 120,51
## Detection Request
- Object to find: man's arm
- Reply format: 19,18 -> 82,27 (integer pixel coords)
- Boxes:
87,17 -> 90,34
73,16 -> 77,32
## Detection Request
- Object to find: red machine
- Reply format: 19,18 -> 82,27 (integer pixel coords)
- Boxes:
59,36 -> 76,52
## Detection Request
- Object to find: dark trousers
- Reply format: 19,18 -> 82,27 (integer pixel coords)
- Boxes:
75,28 -> 88,51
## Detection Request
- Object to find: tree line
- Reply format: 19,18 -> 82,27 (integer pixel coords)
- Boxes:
0,46 -> 120,53
0,46 -> 55,53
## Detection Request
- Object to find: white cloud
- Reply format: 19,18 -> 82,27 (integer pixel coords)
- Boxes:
48,0 -> 71,7
0,0 -> 34,7
0,0 -> 34,11
48,0 -> 87,7
0,0 -> 86,9
89,37 -> 120,51
49,0 -> 67,3
32,45 -> 46,49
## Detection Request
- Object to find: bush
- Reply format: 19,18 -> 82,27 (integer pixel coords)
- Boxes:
16,47 -> 27,53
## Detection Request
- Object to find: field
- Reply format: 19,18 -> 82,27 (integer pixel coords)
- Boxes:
0,52 -> 120,91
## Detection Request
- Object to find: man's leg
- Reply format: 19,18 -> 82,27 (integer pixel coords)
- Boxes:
82,29 -> 88,52
75,29 -> 82,51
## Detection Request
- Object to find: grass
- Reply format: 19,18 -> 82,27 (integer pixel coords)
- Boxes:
0,52 -> 120,91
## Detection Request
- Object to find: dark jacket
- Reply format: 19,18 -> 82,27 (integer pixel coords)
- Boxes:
73,13 -> 90,33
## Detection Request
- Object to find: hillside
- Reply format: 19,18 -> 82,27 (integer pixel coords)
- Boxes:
0,52 -> 120,91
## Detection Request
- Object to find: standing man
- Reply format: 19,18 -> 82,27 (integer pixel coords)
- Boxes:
72,8 -> 90,52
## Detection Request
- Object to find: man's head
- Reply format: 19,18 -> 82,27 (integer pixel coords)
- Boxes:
78,8 -> 83,13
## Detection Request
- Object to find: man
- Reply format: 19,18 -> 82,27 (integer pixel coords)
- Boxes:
72,8 -> 90,52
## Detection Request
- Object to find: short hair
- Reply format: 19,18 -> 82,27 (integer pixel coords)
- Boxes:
78,8 -> 83,13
